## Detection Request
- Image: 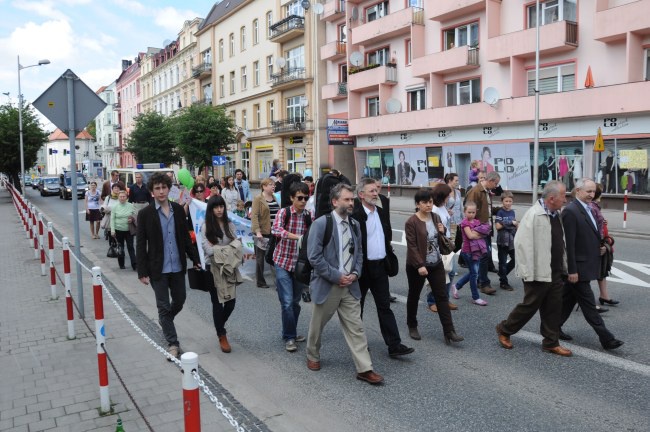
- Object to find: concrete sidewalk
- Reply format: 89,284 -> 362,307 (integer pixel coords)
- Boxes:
0,190 -> 243,431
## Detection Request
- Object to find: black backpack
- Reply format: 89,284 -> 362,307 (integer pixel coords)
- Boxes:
265,207 -> 312,266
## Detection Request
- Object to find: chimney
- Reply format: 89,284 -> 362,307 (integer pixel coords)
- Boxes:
121,59 -> 133,70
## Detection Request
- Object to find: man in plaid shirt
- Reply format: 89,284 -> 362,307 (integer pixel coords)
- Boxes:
272,182 -> 313,352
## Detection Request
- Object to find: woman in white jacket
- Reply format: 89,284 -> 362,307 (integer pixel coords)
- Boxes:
221,175 -> 240,212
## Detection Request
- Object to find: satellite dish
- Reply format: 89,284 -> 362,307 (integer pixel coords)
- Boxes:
351,7 -> 359,21
300,97 -> 309,107
350,51 -> 363,67
386,98 -> 402,114
275,57 -> 286,69
312,3 -> 324,14
483,87 -> 500,107
301,0 -> 311,10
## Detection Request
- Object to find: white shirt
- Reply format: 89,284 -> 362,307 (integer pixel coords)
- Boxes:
363,204 -> 386,260
332,210 -> 350,274
433,205 -> 451,239
577,198 -> 598,231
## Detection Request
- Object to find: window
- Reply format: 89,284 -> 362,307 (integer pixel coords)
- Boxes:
527,0 -> 576,28
242,110 -> 247,130
267,100 -> 275,124
406,39 -> 412,65
444,22 -> 479,50
241,66 -> 247,90
646,49 -> 650,81
219,76 -> 225,98
287,45 -> 305,69
229,110 -> 235,121
203,84 -> 213,104
408,89 -> 425,111
240,27 -> 246,51
338,24 -> 347,43
366,1 -> 389,22
254,104 -> 261,128
527,63 -> 575,95
230,71 -> 235,94
339,63 -> 348,83
229,33 -> 235,57
219,39 -> 224,62
367,97 -> 379,117
253,19 -> 259,45
367,47 -> 390,66
286,95 -> 304,122
266,11 -> 273,38
286,0 -> 305,17
267,55 -> 274,80
253,61 -> 260,86
446,78 -> 481,106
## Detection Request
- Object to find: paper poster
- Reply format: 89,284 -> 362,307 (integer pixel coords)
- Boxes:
394,147 -> 428,186
619,150 -> 647,169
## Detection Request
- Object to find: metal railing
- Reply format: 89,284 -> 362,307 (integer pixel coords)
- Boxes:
467,47 -> 479,66
269,15 -> 304,39
338,82 -> 348,96
412,7 -> 425,25
192,62 -> 212,78
270,119 -> 312,134
271,67 -> 307,87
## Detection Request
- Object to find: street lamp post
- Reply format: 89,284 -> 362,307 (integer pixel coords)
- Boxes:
18,55 -> 50,190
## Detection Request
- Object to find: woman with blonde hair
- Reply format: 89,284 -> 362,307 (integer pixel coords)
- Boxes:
251,178 -> 280,288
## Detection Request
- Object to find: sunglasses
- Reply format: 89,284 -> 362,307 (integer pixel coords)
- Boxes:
294,196 -> 308,202
195,189 -> 205,193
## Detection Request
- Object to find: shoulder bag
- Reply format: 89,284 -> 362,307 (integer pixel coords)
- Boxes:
432,212 -> 454,256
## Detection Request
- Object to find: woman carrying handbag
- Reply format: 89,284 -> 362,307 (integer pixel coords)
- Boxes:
251,178 -> 280,288
110,190 -> 137,270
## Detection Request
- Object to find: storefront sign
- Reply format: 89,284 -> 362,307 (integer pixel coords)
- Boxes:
328,118 -> 355,145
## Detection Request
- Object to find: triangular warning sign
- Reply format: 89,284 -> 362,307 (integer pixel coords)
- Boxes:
594,127 -> 605,152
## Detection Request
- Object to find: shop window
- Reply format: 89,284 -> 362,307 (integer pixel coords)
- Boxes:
444,22 -> 478,51
446,78 -> 480,106
426,147 -> 444,182
363,149 -> 395,183
287,147 -> 307,174
527,0 -> 576,28
527,63 -> 575,95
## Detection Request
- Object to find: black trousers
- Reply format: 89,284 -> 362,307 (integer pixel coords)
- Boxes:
359,259 -> 402,350
560,280 -> 615,346
254,244 -> 268,286
406,261 -> 454,334
498,274 -> 563,349
208,287 -> 236,337
150,272 -> 186,347
115,230 -> 136,268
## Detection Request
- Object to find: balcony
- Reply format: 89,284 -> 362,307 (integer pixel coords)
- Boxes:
594,0 -> 650,42
270,119 -> 313,136
487,21 -> 578,63
192,63 -> 212,79
411,46 -> 479,77
348,81 -> 650,136
425,0 -> 486,22
112,102 -> 121,110
321,0 -> 345,22
271,67 -> 310,90
322,82 -> 348,100
348,64 -> 397,92
113,124 -> 122,131
269,15 -> 305,43
321,40 -> 347,61
351,7 -> 424,46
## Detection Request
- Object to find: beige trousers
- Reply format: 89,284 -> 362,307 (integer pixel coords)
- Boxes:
306,284 -> 373,373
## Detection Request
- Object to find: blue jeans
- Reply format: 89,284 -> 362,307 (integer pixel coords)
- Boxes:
497,245 -> 515,285
427,257 -> 457,306
275,265 -> 302,341
455,252 -> 481,300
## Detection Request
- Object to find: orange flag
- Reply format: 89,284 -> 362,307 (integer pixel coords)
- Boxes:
585,66 -> 595,88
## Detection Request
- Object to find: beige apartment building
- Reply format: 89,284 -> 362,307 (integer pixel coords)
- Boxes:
196,0 -> 327,181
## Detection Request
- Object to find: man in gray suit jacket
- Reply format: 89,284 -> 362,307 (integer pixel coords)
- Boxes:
559,178 -> 623,350
306,183 -> 384,385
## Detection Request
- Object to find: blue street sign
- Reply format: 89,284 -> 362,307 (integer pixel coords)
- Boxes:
51,149 -> 58,154
212,155 -> 227,166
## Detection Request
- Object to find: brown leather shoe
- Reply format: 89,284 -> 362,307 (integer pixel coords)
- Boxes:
307,359 -> 321,371
428,304 -> 438,313
356,370 -> 384,385
543,345 -> 572,357
218,335 -> 231,353
448,302 -> 458,310
496,325 -> 513,349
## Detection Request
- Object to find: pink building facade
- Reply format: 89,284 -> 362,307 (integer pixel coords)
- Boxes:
321,0 -> 650,195
115,56 -> 143,168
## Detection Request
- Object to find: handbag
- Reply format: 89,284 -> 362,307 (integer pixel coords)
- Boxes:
187,267 -> 215,292
432,212 -> 454,255
107,244 -> 118,258
441,252 -> 455,273
384,246 -> 399,277
128,220 -> 137,236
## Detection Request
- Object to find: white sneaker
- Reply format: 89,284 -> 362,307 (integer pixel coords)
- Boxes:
472,298 -> 488,306
451,284 -> 459,299
285,339 -> 297,352
295,335 -> 306,343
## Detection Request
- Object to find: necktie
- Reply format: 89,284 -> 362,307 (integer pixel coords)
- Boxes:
341,220 -> 352,273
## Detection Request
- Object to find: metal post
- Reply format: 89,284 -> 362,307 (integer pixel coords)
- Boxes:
62,237 -> 75,339
48,222 -> 57,300
181,352 -> 201,432
64,70 -> 85,318
92,266 -> 110,414
39,213 -> 46,275
623,190 -> 628,229
532,0 -> 541,203
17,55 -> 25,192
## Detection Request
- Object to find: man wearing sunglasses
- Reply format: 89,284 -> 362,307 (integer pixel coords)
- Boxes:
271,182 -> 313,353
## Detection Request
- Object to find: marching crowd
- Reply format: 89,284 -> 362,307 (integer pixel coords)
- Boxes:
91,165 -> 623,385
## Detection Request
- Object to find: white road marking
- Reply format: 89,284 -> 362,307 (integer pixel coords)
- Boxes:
391,229 -> 407,246
515,331 -> 650,378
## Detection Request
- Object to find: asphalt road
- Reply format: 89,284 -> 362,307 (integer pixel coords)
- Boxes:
26,189 -> 650,432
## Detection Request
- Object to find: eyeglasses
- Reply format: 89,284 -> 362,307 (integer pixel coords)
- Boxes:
195,189 -> 205,193
294,196 -> 308,202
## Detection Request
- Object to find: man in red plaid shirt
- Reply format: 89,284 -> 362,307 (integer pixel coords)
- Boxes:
272,182 -> 313,352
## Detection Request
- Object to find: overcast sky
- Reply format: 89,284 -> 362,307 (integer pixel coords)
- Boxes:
0,0 -> 217,130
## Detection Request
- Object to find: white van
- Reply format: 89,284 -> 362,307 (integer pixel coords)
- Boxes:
111,166 -> 175,189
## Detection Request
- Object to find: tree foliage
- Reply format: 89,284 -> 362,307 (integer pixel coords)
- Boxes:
125,111 -> 180,167
0,103 -> 49,192
85,120 -> 96,140
173,104 -> 236,171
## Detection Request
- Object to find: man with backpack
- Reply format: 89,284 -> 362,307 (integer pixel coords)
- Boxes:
305,183 -> 384,385
271,182 -> 312,352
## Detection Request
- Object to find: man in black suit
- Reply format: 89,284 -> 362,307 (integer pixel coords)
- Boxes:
559,178 -> 623,350
137,172 -> 200,360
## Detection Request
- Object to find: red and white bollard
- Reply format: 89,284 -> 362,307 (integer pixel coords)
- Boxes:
48,222 -> 57,300
181,352 -> 201,432
92,266 -> 110,414
27,204 -> 34,245
62,237 -> 75,339
38,213 -> 46,276
623,190 -> 628,229
32,207 -> 39,259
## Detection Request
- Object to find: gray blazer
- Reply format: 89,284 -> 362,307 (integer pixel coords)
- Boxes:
307,214 -> 363,305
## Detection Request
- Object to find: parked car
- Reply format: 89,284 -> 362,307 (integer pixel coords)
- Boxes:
32,178 -> 42,190
59,171 -> 88,200
39,177 -> 60,196
24,176 -> 33,187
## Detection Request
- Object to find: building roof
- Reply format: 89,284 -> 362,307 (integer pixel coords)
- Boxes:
95,85 -> 107,95
48,128 -> 94,141
198,0 -> 248,32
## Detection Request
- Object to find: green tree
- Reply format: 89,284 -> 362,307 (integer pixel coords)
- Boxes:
125,111 -> 180,167
173,104 -> 235,171
0,103 -> 49,193
85,120 -> 96,140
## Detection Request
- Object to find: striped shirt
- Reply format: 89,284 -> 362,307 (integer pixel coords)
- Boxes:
271,206 -> 312,271
267,199 -> 280,224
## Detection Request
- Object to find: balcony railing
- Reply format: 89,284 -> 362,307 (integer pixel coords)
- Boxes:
269,15 -> 305,41
565,21 -> 578,45
271,67 -> 307,87
112,102 -> 120,110
192,63 -> 212,78
270,119 -> 312,134
338,82 -> 347,96
113,124 -> 122,131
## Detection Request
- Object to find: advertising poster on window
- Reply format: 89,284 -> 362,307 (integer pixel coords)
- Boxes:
327,119 -> 355,145
470,143 -> 532,191
258,150 -> 273,178
394,147 -> 428,186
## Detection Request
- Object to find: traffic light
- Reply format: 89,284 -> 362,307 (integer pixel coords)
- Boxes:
63,149 -> 68,156
48,148 -> 52,155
